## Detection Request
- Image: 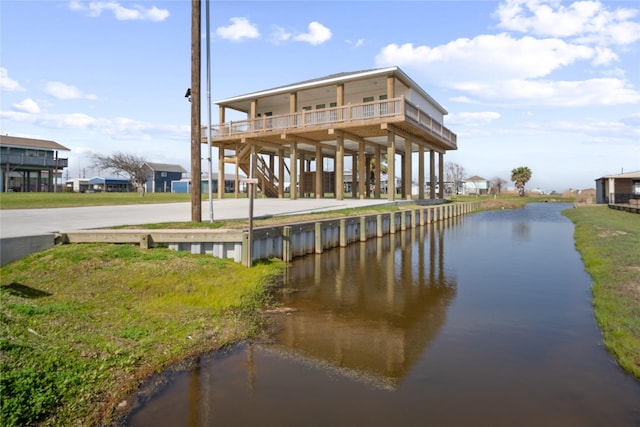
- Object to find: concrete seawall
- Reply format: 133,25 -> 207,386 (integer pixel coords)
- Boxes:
53,202 -> 480,267
1,234 -> 56,266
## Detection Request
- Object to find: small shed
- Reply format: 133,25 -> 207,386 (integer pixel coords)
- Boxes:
595,171 -> 640,204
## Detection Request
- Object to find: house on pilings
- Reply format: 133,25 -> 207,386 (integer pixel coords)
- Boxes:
205,67 -> 457,201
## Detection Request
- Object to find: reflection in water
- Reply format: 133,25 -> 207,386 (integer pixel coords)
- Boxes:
127,205 -> 640,427
276,222 -> 457,389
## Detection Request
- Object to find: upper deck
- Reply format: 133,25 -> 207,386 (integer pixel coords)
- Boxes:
203,96 -> 456,155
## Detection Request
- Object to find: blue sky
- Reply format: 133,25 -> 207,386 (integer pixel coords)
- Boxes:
2,0 -> 639,192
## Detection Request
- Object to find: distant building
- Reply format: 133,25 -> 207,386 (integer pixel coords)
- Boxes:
65,178 -> 90,193
88,177 -> 132,192
144,162 -> 187,193
0,135 -> 69,192
463,176 -> 490,195
171,173 -> 246,194
595,171 -> 640,204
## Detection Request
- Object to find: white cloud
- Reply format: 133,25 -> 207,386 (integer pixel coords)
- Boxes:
293,22 -> 332,45
216,17 -> 260,41
271,26 -> 292,44
1,68 -> 24,91
460,78 -> 640,106
44,81 -> 97,100
68,1 -> 169,22
13,98 -> 40,114
376,34 -> 613,83
347,38 -> 365,48
448,111 -> 501,125
495,0 -> 640,46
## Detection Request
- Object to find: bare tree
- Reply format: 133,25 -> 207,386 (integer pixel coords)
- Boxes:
491,176 -> 507,195
445,162 -> 465,195
92,152 -> 148,196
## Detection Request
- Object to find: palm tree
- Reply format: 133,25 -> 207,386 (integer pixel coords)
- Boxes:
511,166 -> 532,196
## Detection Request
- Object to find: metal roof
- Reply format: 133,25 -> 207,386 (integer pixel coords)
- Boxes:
596,171 -> 640,180
144,162 -> 187,173
214,66 -> 448,115
0,135 -> 70,151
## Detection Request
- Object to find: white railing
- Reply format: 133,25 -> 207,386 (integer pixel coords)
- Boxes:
206,97 -> 456,147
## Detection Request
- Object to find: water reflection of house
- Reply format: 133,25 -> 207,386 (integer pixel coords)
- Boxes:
276,224 -> 457,388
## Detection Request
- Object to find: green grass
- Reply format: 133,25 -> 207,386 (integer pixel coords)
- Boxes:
0,192 -> 258,209
0,244 -> 284,426
563,205 -> 640,379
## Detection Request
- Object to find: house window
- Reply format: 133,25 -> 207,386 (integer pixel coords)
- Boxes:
303,106 -> 312,125
363,97 -> 374,118
329,102 -> 338,121
379,95 -> 388,116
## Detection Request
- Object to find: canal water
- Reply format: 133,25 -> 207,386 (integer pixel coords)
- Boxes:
126,203 -> 640,426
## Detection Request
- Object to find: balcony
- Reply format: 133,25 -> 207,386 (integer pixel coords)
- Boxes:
204,96 -> 457,151
1,154 -> 68,169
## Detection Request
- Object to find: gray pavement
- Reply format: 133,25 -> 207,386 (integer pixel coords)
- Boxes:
0,198 -> 392,239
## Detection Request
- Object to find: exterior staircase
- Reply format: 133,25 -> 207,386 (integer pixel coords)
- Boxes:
236,145 -> 280,198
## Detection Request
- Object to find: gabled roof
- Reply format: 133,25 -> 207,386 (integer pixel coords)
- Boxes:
466,175 -> 488,181
214,66 -> 448,115
0,135 -> 70,151
144,162 -> 187,173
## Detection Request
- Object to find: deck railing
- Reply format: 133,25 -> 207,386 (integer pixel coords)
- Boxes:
206,97 -> 456,148
0,154 -> 68,168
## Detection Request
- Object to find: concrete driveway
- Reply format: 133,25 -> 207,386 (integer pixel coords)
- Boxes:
0,198 -> 391,239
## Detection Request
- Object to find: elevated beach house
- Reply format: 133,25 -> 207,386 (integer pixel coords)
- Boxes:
206,67 -> 457,201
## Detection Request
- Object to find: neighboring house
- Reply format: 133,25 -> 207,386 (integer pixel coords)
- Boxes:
144,162 -> 187,193
88,177 -> 132,192
207,67 -> 457,201
595,171 -> 640,204
0,135 -> 70,192
463,176 -> 490,195
171,173 -> 246,194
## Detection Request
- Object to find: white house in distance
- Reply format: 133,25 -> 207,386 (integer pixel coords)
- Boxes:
463,176 -> 490,195
205,67 -> 457,201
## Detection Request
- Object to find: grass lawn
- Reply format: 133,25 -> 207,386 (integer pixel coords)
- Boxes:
563,205 -> 640,379
0,245 -> 284,426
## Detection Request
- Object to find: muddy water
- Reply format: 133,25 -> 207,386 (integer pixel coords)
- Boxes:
126,203 -> 640,426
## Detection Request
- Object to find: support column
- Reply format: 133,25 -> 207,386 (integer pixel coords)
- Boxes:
405,141 -> 412,200
290,141 -> 297,200
418,144 -> 424,199
374,145 -> 381,198
352,153 -> 358,199
400,153 -> 406,199
358,141 -> 366,199
387,132 -> 395,202
315,145 -> 322,199
365,154 -> 372,198
300,154 -> 305,197
217,146 -> 224,199
430,150 -> 436,200
439,152 -> 444,199
278,149 -> 284,198
336,135 -> 344,200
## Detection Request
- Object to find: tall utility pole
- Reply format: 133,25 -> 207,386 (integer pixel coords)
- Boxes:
190,0 -> 202,222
